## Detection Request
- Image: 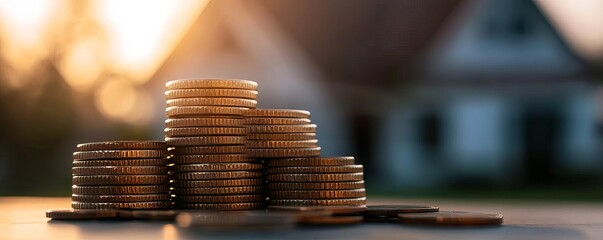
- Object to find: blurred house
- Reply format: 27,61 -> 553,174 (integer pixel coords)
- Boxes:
152,0 -> 600,189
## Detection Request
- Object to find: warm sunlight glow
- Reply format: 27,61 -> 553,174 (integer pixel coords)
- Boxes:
536,0 -> 603,60
94,77 -> 154,124
59,39 -> 104,92
92,0 -> 210,83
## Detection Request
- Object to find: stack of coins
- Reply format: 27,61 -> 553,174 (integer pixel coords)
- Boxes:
245,109 -> 321,160
265,157 -> 366,207
71,141 -> 171,210
165,79 -> 265,210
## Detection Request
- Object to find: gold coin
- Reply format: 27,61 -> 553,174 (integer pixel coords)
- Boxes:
247,124 -> 317,133
169,145 -> 245,155
165,89 -> 257,99
72,158 -> 168,167
71,194 -> 170,203
166,79 -> 257,90
298,216 -> 363,225
245,109 -> 310,118
267,181 -> 365,191
247,147 -> 321,158
164,127 -> 245,137
174,202 -> 264,210
174,194 -> 265,203
267,205 -> 367,215
46,209 -> 118,220
165,136 -> 245,146
397,211 -> 504,226
72,166 -> 168,175
266,173 -> 364,182
268,189 -> 366,199
76,141 -> 166,151
170,154 -> 252,164
265,157 -> 355,167
268,198 -> 366,206
72,201 -> 171,210
166,106 -> 249,117
245,140 -> 319,149
172,171 -> 262,180
167,97 -> 257,108
171,186 -> 264,195
365,205 -> 439,216
245,118 -> 311,125
266,165 -> 363,174
72,175 -> 169,186
171,178 -> 264,188
73,150 -> 167,160
72,185 -> 169,195
172,163 -> 263,172
165,118 -> 244,128
246,133 -> 316,141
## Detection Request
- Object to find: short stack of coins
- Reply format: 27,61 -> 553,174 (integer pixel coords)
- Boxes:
165,79 -> 265,210
244,109 -> 321,160
265,157 -> 367,207
71,141 -> 171,210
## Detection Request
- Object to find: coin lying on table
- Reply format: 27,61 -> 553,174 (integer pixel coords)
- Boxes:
46,209 -> 118,220
265,157 -> 356,167
398,211 -> 504,226
267,205 -> 367,215
76,141 -> 166,151
267,181 -> 365,190
365,205 -> 439,217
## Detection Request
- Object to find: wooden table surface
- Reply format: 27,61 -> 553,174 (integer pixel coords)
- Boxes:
1,197 -> 602,240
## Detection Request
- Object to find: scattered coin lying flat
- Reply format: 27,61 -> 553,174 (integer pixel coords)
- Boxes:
265,157 -> 356,167
365,205 -> 439,216
398,211 -> 504,226
46,209 -> 119,220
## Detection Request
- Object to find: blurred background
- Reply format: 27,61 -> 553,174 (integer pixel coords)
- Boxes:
1,0 -> 602,201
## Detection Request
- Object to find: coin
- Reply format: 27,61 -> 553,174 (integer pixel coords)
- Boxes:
72,158 -> 168,167
169,145 -> 246,155
172,171 -> 262,180
72,185 -> 169,195
174,194 -> 265,203
46,209 -> 118,220
267,205 -> 367,215
245,140 -> 319,149
247,124 -> 317,133
266,173 -> 363,182
397,211 -> 504,226
246,133 -> 317,141
164,127 -> 246,137
166,106 -> 249,117
174,202 -> 264,210
265,157 -> 355,167
166,79 -> 258,90
172,163 -> 263,172
245,109 -> 310,118
268,198 -> 367,206
165,89 -> 257,99
298,216 -> 363,225
266,165 -> 363,174
171,186 -> 264,195
170,154 -> 252,164
165,118 -> 244,128
72,201 -> 171,210
365,205 -> 439,216
76,141 -> 166,151
268,189 -> 366,199
267,181 -> 365,190
167,98 -> 257,108
72,175 -> 169,186
72,166 -> 168,175
247,147 -> 321,158
73,150 -> 167,160
71,194 -> 170,203
245,118 -> 311,125
165,136 -> 245,146
171,178 -> 264,188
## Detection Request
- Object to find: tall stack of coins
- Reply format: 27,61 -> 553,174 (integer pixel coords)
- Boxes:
71,141 -> 171,210
265,157 -> 366,207
245,109 -> 321,160
165,79 -> 265,210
